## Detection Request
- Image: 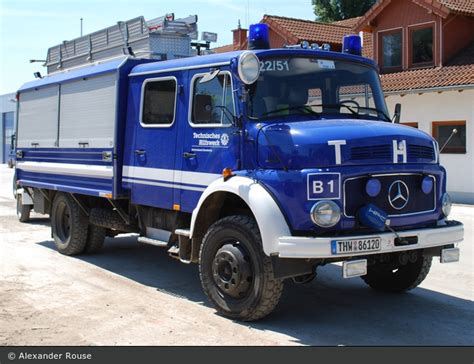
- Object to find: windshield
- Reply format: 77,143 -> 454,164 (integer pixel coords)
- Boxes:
248,56 -> 389,121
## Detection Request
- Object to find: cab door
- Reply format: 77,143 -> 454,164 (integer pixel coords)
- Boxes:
174,70 -> 239,212
124,74 -> 181,209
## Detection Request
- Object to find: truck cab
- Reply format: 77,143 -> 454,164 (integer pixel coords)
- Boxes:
15,26 -> 464,321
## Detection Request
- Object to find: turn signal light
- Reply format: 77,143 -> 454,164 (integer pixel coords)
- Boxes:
222,168 -> 234,181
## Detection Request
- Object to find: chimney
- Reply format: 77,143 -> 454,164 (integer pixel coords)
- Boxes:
232,20 -> 248,50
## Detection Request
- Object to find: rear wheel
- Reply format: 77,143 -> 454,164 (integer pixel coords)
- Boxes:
199,215 -> 284,321
362,251 -> 432,292
16,194 -> 31,223
51,193 -> 88,256
85,225 -> 106,253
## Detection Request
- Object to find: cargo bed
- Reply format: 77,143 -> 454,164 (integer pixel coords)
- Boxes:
15,57 -> 150,198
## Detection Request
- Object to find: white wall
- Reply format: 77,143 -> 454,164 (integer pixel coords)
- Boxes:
0,93 -> 17,164
385,88 -> 474,204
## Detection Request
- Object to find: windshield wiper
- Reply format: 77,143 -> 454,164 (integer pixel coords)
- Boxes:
357,106 -> 392,122
257,105 -> 321,119
313,103 -> 391,122
312,103 -> 360,118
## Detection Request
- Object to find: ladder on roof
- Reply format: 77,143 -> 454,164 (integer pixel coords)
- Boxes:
45,13 -> 198,74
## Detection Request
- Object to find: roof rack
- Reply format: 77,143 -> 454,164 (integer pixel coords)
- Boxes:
45,14 -> 198,74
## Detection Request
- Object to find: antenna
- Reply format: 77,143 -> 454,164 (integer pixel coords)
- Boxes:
440,129 -> 458,153
246,0 -> 249,27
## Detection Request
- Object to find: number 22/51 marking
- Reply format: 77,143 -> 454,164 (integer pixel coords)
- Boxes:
259,60 -> 290,72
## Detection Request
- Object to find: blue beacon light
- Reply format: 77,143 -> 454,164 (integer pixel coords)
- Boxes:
366,178 -> 382,197
342,35 -> 362,56
421,176 -> 434,194
248,23 -> 270,50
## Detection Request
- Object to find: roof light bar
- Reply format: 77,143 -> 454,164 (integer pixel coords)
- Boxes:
342,35 -> 362,56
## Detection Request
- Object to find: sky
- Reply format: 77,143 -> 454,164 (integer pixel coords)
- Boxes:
0,0 -> 315,94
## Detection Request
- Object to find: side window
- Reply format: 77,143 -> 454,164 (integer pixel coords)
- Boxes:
141,78 -> 177,126
191,73 -> 233,125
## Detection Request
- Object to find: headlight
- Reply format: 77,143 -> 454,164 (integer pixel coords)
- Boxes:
237,51 -> 260,85
311,200 -> 341,228
442,193 -> 452,217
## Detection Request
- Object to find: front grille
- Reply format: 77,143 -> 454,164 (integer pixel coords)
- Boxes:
349,143 -> 435,162
350,145 -> 391,161
408,144 -> 435,160
344,174 -> 436,217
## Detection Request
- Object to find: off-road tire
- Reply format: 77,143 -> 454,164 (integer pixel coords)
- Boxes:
199,215 -> 284,321
362,252 -> 432,292
89,207 -> 135,232
16,194 -> 31,223
85,225 -> 106,253
51,193 -> 88,256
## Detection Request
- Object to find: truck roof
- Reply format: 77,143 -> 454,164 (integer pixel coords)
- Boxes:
18,57 -> 136,93
19,48 -> 376,92
129,48 -> 376,77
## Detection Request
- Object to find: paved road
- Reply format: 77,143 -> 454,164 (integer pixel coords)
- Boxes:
0,165 -> 472,345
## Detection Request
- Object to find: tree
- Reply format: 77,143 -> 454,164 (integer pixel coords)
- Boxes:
312,0 -> 376,22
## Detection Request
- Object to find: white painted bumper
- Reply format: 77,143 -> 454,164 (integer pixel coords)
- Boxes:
276,222 -> 464,259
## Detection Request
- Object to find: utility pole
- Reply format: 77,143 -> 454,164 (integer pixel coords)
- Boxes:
80,18 -> 83,36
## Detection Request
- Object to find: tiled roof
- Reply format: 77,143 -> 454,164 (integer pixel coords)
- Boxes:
380,64 -> 474,92
211,44 -> 234,53
262,15 -> 353,45
331,17 -> 362,28
437,0 -> 474,15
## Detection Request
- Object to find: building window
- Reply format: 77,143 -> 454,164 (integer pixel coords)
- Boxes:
410,26 -> 434,66
380,30 -> 402,71
402,122 -> 418,128
141,78 -> 177,126
432,121 -> 466,154
191,73 -> 234,125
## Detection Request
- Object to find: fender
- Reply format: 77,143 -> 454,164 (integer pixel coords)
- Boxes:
190,176 -> 291,256
17,188 -> 34,205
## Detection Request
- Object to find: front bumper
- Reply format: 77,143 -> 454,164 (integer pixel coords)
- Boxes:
277,221 -> 464,259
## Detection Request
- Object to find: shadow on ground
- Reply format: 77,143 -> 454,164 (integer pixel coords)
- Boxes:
38,236 -> 474,346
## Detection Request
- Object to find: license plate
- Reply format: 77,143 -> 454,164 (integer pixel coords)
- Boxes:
331,237 -> 381,255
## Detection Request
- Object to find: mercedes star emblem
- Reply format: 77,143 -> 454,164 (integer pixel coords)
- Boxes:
388,180 -> 410,210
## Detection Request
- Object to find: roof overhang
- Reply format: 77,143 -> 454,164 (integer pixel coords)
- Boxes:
354,0 -> 451,33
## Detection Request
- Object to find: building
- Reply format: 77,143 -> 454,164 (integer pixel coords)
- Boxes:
214,1 -> 474,203
354,0 -> 474,204
0,93 -> 16,165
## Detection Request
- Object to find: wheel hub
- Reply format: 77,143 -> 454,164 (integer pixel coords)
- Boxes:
212,243 -> 253,299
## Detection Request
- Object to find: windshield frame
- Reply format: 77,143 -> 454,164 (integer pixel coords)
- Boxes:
245,54 -> 389,122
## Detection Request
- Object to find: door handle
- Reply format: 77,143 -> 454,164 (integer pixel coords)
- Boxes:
135,149 -> 146,156
183,152 -> 197,159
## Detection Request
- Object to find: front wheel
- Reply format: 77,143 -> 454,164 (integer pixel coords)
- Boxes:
362,251 -> 432,292
16,194 -> 31,223
199,215 -> 284,321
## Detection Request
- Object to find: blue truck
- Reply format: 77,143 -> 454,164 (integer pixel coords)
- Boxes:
14,24 -> 464,321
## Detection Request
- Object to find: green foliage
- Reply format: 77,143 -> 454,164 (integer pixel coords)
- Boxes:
312,0 -> 376,22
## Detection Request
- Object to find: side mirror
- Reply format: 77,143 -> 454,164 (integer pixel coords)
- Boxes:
199,69 -> 220,84
392,103 -> 401,123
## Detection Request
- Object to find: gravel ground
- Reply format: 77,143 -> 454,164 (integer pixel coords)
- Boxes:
0,165 -> 472,346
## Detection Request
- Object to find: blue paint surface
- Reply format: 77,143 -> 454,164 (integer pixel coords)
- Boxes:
16,47 -> 447,237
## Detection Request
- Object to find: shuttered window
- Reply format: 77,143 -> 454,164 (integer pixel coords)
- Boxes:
17,85 -> 59,148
